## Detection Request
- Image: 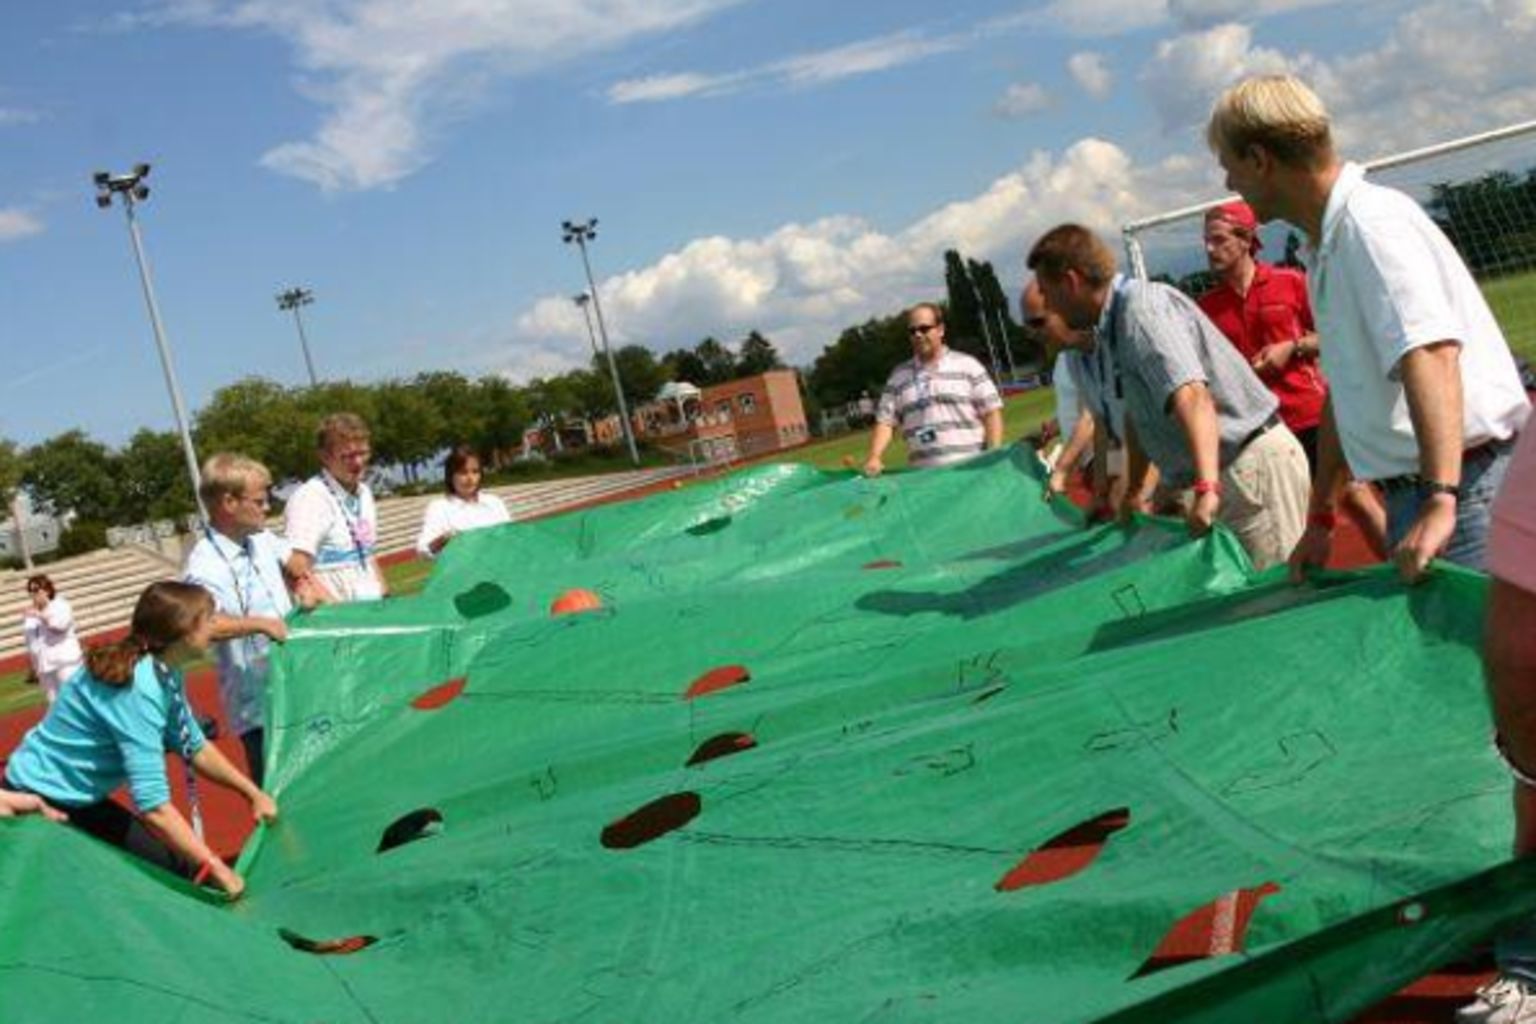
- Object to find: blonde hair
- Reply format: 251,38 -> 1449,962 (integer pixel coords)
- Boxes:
316,412 -> 370,453
1207,74 -> 1333,169
199,452 -> 272,507
1026,225 -> 1118,286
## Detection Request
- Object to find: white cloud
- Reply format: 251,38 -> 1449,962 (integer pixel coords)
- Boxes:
609,29 -> 964,105
1141,1 -> 1536,149
143,0 -> 745,191
512,139 -> 1208,372
1141,22 -> 1295,131
0,209 -> 44,242
607,72 -> 737,104
994,82 -> 1051,118
1039,0 -> 1350,37
1067,52 -> 1113,98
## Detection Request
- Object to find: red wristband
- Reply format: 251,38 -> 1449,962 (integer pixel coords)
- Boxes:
1308,511 -> 1338,531
1192,479 -> 1222,497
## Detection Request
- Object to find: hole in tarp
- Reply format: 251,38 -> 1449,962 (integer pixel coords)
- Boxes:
1130,881 -> 1281,978
683,665 -> 751,701
411,677 -> 466,711
278,928 -> 378,955
377,808 -> 444,853
995,808 -> 1130,891
686,516 -> 731,536
1398,901 -> 1427,926
686,732 -> 757,767
601,792 -> 702,849
862,559 -> 903,570
454,582 -> 511,619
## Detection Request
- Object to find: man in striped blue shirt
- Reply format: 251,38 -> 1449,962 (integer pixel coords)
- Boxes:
863,303 -> 1004,475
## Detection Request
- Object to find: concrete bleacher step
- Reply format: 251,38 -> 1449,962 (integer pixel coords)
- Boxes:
0,466 -> 691,663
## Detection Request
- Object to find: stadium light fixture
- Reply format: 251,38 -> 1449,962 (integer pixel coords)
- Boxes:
560,218 -> 639,465
92,163 -> 205,518
276,286 -> 321,387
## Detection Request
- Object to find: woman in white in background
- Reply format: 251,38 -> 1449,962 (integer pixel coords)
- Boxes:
415,445 -> 511,559
22,575 -> 84,705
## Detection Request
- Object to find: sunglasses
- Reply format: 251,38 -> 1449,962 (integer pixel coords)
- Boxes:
907,323 -> 940,336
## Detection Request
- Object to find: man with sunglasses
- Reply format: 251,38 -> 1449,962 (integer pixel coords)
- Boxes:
184,453 -> 324,785
863,303 -> 1004,476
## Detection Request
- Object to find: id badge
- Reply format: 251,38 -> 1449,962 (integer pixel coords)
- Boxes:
917,427 -> 938,445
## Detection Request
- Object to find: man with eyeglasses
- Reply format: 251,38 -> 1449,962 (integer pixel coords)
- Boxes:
286,412 -> 389,603
1028,223 -> 1311,570
184,452 -> 325,785
863,303 -> 1004,476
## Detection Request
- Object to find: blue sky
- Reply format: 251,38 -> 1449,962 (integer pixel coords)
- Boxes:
2,0 -> 1534,446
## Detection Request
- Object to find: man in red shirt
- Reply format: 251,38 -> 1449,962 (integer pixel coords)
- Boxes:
1197,201 -> 1327,464
1197,201 -> 1386,554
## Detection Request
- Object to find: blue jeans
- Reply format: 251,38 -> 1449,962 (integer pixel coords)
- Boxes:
1382,442 -> 1514,571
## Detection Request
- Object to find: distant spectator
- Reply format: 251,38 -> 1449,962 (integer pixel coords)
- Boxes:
415,445 -> 511,559
863,303 -> 1004,476
21,575 -> 83,706
1207,74 -> 1528,584
184,453 -> 326,786
1029,224 -> 1311,570
3,581 -> 276,900
285,413 -> 388,602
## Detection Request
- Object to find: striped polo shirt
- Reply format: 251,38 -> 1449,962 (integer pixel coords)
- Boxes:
876,348 -> 1003,468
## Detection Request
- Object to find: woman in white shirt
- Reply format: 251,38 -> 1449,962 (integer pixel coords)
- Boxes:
22,575 -> 84,705
415,445 -> 512,558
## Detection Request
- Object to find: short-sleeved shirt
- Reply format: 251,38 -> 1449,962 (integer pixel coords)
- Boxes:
1491,428 -> 1536,595
285,472 -> 383,602
183,528 -> 294,736
875,348 -> 1003,467
1305,162 -> 1529,481
5,655 -> 206,811
1103,276 -> 1279,489
1197,263 -> 1327,433
415,493 -> 512,559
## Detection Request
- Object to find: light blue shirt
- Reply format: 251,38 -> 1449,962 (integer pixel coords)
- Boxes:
184,527 -> 293,736
5,656 -> 206,811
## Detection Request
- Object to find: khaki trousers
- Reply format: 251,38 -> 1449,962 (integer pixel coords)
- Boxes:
1219,424 -> 1311,571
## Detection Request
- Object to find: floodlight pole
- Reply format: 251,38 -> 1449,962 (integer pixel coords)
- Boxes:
277,286 -> 320,387
95,165 -> 205,517
561,219 -> 639,466
573,293 -> 600,358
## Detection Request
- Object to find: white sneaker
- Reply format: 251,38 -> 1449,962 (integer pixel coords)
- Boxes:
1458,976 -> 1536,1024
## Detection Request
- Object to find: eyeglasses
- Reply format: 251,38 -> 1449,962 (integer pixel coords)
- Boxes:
240,493 -> 272,507
907,323 -> 940,337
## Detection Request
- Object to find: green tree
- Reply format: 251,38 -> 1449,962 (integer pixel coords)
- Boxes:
372,381 -> 445,477
943,250 -> 986,361
23,430 -> 122,523
411,371 -> 479,451
0,439 -> 22,509
662,347 -> 708,385
602,345 -> 667,410
694,337 -> 738,385
970,258 -> 1031,370
806,312 -> 910,408
736,331 -> 784,376
472,376 -> 531,466
194,377 -> 312,483
117,429 -> 196,522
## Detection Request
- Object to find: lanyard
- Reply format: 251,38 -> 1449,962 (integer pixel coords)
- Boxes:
319,473 -> 371,569
203,527 -> 279,618
159,661 -> 205,840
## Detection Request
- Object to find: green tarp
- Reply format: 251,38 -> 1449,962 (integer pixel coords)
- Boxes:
2,447 -> 1531,1022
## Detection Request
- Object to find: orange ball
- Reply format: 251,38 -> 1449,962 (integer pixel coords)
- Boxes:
550,588 -> 604,616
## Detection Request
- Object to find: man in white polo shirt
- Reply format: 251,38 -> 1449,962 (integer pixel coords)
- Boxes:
1207,74 -> 1528,583
863,303 -> 1004,475
285,412 -> 389,602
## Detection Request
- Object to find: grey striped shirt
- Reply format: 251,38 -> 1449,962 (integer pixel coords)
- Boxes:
876,349 -> 1003,467
1103,277 -> 1278,487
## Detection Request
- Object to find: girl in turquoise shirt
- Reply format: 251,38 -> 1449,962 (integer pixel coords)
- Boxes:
4,581 -> 277,899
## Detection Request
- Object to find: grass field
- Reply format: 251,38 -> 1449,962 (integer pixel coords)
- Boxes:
1483,267 -> 1536,363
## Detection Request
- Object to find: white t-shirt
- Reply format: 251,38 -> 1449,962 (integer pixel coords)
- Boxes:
1306,162 -> 1529,481
415,492 -> 512,558
284,472 -> 383,602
